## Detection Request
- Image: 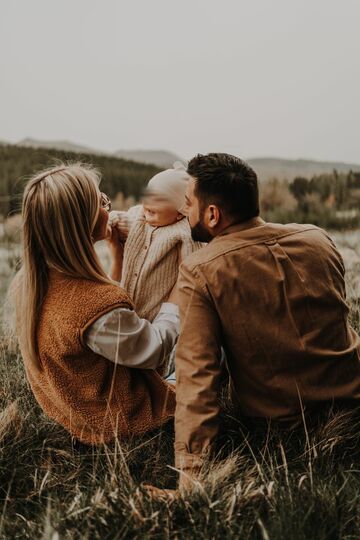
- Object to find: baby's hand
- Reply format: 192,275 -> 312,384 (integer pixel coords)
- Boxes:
109,211 -> 130,243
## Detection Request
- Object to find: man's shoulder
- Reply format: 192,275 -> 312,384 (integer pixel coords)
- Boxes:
277,222 -> 333,246
180,242 -> 220,272
180,234 -> 246,274
255,221 -> 326,241
181,221 -> 331,273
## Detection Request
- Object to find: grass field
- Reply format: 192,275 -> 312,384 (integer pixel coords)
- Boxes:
0,231 -> 360,539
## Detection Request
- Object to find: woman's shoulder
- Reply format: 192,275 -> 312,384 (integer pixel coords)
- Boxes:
89,279 -> 132,301
48,271 -> 133,310
37,273 -> 134,341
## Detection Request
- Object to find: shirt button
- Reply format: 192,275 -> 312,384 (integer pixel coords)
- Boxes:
144,246 -> 148,250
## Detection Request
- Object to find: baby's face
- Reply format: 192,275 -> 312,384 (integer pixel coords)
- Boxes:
142,194 -> 182,227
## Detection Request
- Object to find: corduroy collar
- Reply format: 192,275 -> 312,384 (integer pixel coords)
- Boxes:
217,216 -> 266,238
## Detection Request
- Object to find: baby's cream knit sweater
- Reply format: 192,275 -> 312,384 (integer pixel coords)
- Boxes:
117,205 -> 203,322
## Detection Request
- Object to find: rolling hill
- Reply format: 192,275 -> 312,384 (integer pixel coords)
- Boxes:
17,138 -> 103,155
5,138 -> 360,180
17,139 -> 181,169
113,149 -> 182,168
248,157 -> 360,181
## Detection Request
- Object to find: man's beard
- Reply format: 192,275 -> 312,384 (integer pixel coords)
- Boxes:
190,219 -> 212,243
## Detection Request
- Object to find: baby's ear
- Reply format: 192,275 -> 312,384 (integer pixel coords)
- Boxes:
176,212 -> 184,221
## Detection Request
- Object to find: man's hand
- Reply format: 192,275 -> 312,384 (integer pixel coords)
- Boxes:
143,467 -> 202,499
143,484 -> 178,501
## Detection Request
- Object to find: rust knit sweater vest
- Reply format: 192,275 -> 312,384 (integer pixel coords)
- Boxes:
20,271 -> 175,444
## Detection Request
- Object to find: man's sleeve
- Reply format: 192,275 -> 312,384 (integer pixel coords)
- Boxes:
174,261 -> 223,474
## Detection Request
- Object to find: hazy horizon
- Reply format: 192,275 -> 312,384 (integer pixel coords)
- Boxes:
3,137 -> 360,167
1,0 -> 359,163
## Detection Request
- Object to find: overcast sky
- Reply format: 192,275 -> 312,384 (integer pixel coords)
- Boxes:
1,0 -> 359,162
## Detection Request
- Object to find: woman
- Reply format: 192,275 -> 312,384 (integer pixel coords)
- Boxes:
11,163 -> 178,445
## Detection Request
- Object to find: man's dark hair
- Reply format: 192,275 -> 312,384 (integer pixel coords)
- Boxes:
187,153 -> 259,222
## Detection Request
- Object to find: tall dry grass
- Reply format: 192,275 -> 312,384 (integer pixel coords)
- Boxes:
0,233 -> 359,539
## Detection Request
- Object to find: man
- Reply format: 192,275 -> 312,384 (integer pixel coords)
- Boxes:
174,153 -> 360,488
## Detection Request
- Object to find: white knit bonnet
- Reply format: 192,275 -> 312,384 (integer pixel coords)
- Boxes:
145,161 -> 190,214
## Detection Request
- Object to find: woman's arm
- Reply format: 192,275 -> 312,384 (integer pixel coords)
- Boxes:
84,303 -> 179,369
106,205 -> 143,281
106,226 -> 125,282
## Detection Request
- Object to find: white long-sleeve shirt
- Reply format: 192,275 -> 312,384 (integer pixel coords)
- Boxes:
84,302 -> 179,369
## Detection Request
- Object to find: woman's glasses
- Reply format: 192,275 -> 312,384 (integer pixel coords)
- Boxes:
100,192 -> 111,212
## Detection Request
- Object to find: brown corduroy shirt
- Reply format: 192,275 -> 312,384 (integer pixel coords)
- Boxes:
174,218 -> 360,471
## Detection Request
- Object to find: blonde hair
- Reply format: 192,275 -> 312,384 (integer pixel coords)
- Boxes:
12,162 -> 113,372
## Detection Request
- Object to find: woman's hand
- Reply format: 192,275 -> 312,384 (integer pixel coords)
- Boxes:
109,211 -> 130,242
107,225 -> 125,282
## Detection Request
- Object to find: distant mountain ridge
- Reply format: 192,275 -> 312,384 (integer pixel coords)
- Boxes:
248,157 -> 360,181
17,138 -> 104,155
9,138 -> 360,179
16,139 -> 181,168
114,149 -> 182,168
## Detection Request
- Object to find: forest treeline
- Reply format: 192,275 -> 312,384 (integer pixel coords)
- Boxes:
261,171 -> 360,229
0,144 -> 161,215
1,144 -> 360,229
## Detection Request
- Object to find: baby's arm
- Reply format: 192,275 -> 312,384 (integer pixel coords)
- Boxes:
179,237 -> 204,265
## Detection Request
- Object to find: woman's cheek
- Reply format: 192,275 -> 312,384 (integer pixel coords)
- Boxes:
92,209 -> 109,241
102,210 -> 109,231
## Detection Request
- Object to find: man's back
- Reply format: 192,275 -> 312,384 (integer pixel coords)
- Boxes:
175,218 -> 360,469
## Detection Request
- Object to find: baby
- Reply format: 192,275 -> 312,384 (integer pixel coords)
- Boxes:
109,161 -> 203,322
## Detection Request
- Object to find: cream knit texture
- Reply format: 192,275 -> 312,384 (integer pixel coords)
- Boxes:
119,205 -> 203,322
